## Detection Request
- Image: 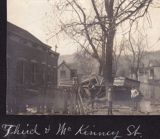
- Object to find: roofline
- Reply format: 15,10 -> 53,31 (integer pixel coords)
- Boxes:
7,22 -> 59,56
58,61 -> 73,70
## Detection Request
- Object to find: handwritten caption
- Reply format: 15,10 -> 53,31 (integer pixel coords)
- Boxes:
1,123 -> 143,139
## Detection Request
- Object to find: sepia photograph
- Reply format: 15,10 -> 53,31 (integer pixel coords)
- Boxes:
7,0 -> 160,115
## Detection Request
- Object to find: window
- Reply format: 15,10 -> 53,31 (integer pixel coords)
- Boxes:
31,62 -> 37,83
36,64 -> 43,85
39,65 -> 45,84
60,70 -> 66,79
47,68 -> 52,83
149,69 -> 154,79
50,69 -> 55,83
71,70 -> 77,79
53,68 -> 57,85
16,61 -> 25,84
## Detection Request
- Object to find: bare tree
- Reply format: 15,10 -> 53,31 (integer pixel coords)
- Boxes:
48,0 -> 152,84
152,0 -> 160,8
124,31 -> 149,80
113,38 -> 125,76
74,51 -> 97,75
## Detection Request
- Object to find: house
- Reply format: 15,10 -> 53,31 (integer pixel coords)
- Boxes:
137,60 -> 160,100
7,22 -> 59,114
138,60 -> 160,82
58,61 -> 77,86
148,60 -> 160,80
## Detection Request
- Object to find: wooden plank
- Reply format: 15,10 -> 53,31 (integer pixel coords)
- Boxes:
113,77 -> 140,88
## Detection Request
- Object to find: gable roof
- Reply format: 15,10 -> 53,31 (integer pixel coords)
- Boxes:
7,22 -> 45,45
58,61 -> 77,71
7,22 -> 59,56
149,60 -> 160,67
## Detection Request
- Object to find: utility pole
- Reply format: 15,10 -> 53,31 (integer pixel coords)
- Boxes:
108,86 -> 113,115
55,45 -> 58,52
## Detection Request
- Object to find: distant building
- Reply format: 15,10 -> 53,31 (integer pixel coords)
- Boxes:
7,22 -> 59,114
148,60 -> 160,80
138,60 -> 160,82
58,61 -> 77,85
137,60 -> 160,100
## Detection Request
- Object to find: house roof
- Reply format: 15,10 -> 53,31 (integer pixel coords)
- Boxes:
7,22 -> 59,56
149,60 -> 160,67
58,61 -> 77,71
67,63 -> 78,70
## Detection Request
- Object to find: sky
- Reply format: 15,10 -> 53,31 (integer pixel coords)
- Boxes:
7,0 -> 160,55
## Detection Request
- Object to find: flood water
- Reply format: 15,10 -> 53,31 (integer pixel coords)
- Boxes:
139,99 -> 160,114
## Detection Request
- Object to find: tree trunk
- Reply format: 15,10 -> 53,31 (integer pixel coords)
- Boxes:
98,62 -> 103,75
103,0 -> 115,85
134,71 -> 138,80
135,72 -> 138,80
105,34 -> 114,83
131,67 -> 138,80
104,27 -> 115,84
